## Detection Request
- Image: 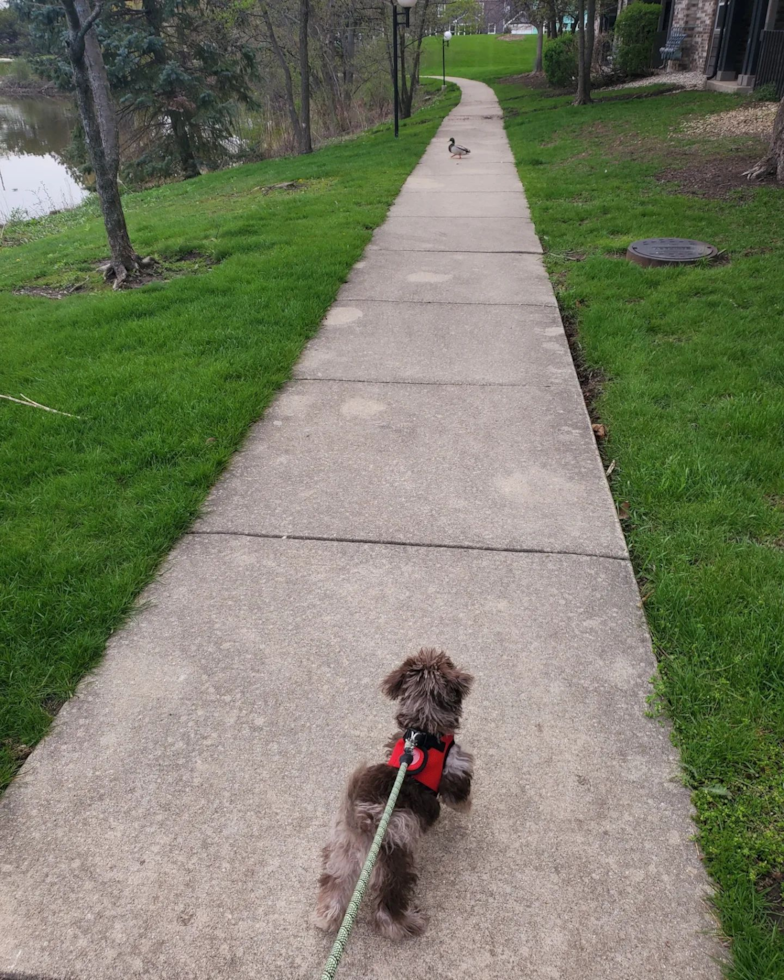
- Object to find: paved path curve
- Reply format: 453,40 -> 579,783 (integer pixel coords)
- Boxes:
0,78 -> 721,980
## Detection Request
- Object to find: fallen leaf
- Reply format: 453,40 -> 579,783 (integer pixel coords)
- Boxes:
605,459 -> 616,478
705,784 -> 732,799
592,423 -> 607,440
618,501 -> 631,520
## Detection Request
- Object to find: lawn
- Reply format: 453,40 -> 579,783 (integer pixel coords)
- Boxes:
0,83 -> 459,791
423,31 -> 537,83
425,34 -> 784,980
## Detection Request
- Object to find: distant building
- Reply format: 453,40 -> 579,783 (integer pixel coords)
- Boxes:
440,2 -> 535,35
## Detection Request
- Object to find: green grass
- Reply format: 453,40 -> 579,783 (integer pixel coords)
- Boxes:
421,32 -> 537,82
0,83 -> 459,790
426,33 -> 784,978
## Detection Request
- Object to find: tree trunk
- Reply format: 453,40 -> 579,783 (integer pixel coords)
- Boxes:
61,0 -> 141,286
342,13 -> 355,88
585,0 -> 596,81
574,0 -> 592,104
399,23 -> 410,119
72,0 -> 118,177
400,0 -> 430,119
298,0 -> 312,154
745,96 -> 784,182
170,111 -> 200,178
534,22 -> 544,72
261,4 -> 301,150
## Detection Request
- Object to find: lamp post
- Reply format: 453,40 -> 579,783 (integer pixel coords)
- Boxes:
442,30 -> 452,89
391,0 -> 418,139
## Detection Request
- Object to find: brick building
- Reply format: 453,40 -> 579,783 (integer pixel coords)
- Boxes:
664,0 -> 784,93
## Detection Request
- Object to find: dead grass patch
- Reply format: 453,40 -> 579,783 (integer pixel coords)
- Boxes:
656,148 -> 778,198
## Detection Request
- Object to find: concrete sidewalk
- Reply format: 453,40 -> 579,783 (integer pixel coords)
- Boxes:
0,78 -> 721,980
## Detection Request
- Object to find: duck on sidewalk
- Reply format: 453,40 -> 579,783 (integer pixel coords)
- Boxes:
448,137 -> 470,160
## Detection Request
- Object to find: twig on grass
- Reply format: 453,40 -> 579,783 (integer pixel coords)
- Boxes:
0,393 -> 82,418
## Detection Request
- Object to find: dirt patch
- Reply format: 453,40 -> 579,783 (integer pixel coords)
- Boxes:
41,695 -> 65,717
14,284 -> 87,300
597,84 -> 683,103
13,251 -> 217,299
656,149 -> 779,198
560,307 -> 606,417
97,251 -> 217,290
758,871 -> 784,926
680,104 -> 778,140
500,73 -> 574,97
255,180 -> 309,195
1,738 -> 34,762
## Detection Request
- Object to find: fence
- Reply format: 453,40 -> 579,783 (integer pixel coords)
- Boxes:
756,30 -> 784,97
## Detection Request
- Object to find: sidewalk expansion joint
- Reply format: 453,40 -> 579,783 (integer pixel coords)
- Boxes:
188,529 -> 629,564
337,298 -> 557,309
292,378 -> 567,389
368,248 -> 542,255
398,191 -> 528,195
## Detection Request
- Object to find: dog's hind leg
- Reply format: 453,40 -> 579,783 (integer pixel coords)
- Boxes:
369,839 -> 428,940
315,821 -> 366,933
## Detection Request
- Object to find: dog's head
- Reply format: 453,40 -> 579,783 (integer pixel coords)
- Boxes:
381,648 -> 473,735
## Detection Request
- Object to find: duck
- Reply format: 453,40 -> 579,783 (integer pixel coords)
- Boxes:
448,137 -> 470,160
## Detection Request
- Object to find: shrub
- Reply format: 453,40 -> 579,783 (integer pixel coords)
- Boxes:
748,82 -> 779,102
543,33 -> 578,89
614,3 -> 662,77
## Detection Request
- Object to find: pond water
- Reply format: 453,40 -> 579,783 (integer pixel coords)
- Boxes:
0,94 -> 88,222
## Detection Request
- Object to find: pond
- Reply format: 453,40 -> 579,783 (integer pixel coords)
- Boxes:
0,94 -> 88,223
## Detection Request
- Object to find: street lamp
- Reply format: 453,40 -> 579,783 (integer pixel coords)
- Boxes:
391,0 -> 419,139
442,30 -> 452,89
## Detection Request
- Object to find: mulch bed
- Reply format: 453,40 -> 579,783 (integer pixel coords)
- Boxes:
656,150 -> 779,198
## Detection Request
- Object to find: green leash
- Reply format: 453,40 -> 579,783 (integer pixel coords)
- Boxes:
320,734 -> 416,980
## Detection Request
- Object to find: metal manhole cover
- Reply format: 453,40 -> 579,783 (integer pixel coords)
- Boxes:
627,238 -> 718,267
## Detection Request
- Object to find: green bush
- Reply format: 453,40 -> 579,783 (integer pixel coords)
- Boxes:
614,3 -> 662,76
543,33 -> 578,89
748,82 -> 779,102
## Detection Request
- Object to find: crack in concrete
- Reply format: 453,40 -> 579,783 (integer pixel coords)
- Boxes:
188,528 -> 630,564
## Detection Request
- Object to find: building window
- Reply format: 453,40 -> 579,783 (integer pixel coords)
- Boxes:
489,23 -> 497,33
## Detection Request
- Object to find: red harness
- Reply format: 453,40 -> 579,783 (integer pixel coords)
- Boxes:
388,731 -> 454,793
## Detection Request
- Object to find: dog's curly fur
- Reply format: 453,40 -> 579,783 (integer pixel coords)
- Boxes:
315,648 -> 474,940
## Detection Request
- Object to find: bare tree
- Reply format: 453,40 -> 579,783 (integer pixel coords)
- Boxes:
534,21 -> 544,71
573,0 -> 592,104
259,1 -> 312,154
516,0 -> 549,72
745,97 -> 784,183
298,0 -> 312,153
399,0 -> 432,120
585,0 -> 595,88
61,0 -> 142,285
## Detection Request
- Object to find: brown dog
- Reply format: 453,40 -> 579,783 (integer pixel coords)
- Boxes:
315,648 -> 474,939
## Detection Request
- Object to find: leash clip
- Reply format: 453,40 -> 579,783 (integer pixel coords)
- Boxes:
401,729 -> 424,766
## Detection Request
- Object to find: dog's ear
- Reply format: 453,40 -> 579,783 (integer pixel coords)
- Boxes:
381,660 -> 411,700
449,667 -> 474,699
